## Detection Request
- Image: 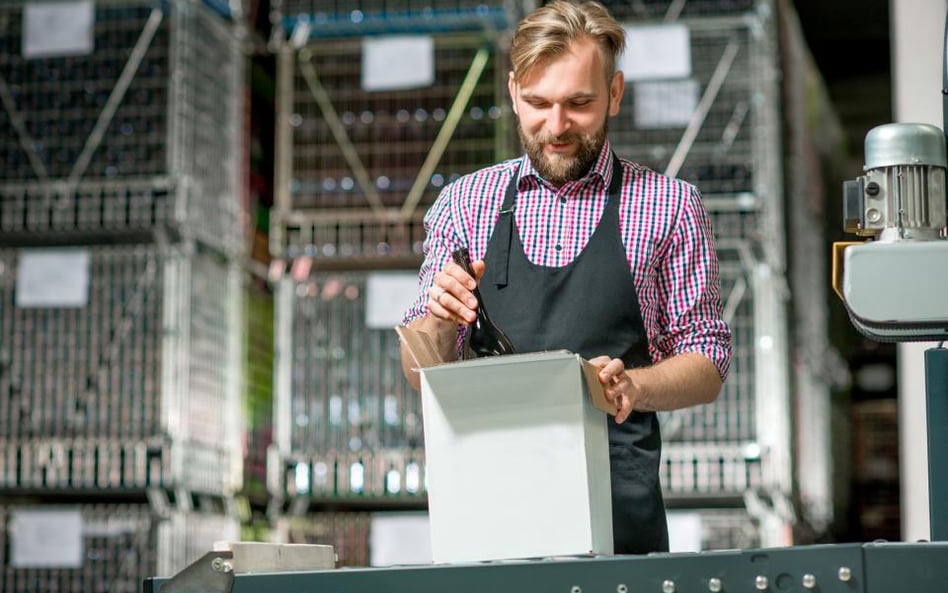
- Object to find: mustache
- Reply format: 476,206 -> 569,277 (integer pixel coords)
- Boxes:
533,133 -> 582,144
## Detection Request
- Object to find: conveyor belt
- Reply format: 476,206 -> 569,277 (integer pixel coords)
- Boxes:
144,541 -> 948,593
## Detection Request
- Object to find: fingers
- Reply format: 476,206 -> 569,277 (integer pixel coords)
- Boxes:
596,357 -> 634,423
426,261 -> 480,324
596,357 -> 626,384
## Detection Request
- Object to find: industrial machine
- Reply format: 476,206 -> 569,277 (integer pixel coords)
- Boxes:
833,121 -> 948,342
830,9 -> 948,542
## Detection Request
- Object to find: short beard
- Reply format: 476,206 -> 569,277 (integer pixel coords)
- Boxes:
519,117 -> 609,185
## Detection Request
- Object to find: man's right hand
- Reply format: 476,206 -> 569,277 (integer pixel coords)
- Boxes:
425,258 -> 485,326
401,257 -> 487,389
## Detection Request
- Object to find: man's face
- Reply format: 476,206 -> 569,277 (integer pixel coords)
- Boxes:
509,36 -> 624,185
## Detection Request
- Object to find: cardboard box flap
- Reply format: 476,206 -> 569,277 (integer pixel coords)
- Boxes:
395,325 -> 444,369
396,325 -> 617,416
581,360 -> 618,417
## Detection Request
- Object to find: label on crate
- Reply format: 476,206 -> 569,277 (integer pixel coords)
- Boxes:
11,508 -> 83,568
369,512 -> 431,567
366,272 -> 418,329
16,249 -> 90,308
362,35 -> 434,92
620,24 -> 691,81
23,1 -> 94,59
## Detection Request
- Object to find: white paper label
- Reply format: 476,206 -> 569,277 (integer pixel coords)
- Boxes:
621,24 -> 691,81
633,79 -> 700,129
362,35 -> 435,91
11,509 -> 84,568
16,249 -> 91,308
366,271 -> 418,329
666,511 -> 703,552
23,1 -> 95,59
369,512 -> 432,566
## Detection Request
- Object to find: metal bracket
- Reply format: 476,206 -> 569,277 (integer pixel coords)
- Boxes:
156,551 -> 235,593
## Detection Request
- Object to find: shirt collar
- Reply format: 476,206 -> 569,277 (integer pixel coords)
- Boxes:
515,139 -> 616,192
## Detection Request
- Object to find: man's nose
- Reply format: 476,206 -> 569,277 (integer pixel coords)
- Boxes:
547,104 -> 570,138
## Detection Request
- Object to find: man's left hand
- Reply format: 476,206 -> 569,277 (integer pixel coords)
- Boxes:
589,356 -> 638,424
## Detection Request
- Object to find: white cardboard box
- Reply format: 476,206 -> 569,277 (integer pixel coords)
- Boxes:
397,326 -> 616,564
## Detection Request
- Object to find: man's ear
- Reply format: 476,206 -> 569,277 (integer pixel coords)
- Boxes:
507,71 -> 519,116
608,70 -> 624,117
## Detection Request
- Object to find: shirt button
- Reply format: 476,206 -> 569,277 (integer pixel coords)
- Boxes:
555,245 -> 562,251
559,197 -> 566,204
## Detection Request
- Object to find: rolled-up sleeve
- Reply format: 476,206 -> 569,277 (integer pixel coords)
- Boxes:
652,187 -> 732,380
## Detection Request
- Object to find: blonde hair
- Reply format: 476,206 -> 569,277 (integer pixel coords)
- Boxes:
509,1 -> 626,83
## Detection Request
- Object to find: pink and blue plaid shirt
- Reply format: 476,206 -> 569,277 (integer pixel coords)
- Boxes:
403,140 -> 732,380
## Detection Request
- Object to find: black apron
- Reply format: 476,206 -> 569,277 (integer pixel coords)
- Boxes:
479,154 -> 669,555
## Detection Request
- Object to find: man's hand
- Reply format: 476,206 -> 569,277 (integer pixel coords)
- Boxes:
588,352 -> 724,420
589,355 -> 640,424
401,257 -> 488,390
426,258 -> 485,325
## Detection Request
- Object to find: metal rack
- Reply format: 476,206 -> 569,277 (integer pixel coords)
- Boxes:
0,242 -> 244,496
600,0 -> 758,20
271,22 -> 517,259
0,0 -> 244,255
270,1 -> 513,41
270,271 -> 426,504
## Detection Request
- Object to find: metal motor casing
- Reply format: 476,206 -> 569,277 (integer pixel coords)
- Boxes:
845,123 -> 947,241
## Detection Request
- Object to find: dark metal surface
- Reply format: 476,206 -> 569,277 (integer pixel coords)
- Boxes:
151,551 -> 234,593
144,542 -> 948,593
927,348 -> 948,542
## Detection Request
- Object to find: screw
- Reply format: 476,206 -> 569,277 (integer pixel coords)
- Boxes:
755,575 -> 769,590
708,577 -> 723,592
838,566 -> 852,582
211,557 -> 232,573
865,181 -> 881,196
802,574 -> 817,589
662,580 -> 676,593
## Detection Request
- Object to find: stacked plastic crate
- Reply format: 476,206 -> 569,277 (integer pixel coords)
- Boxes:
602,0 -> 793,548
267,0 -> 518,565
0,1 -> 244,589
